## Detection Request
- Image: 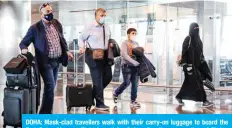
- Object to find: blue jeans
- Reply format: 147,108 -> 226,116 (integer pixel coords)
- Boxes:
85,50 -> 112,107
114,66 -> 139,102
39,59 -> 59,114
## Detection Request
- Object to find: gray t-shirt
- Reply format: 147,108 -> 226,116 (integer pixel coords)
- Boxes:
121,40 -> 140,66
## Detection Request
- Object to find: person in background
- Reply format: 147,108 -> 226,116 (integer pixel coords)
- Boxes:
176,22 -> 214,107
113,28 -> 141,109
19,3 -> 73,114
79,8 -> 113,111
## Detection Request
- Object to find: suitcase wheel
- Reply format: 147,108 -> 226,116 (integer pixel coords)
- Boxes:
67,107 -> 71,112
86,106 -> 91,111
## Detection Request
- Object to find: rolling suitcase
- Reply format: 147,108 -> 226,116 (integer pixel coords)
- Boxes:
2,86 -> 37,128
3,88 -> 37,128
3,88 -> 29,128
66,45 -> 92,112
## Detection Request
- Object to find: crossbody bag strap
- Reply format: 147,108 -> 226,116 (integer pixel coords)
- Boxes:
103,25 -> 105,49
85,32 -> 92,49
85,25 -> 105,50
86,38 -> 92,49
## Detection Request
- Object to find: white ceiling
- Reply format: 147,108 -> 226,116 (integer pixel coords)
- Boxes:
30,0 -> 226,26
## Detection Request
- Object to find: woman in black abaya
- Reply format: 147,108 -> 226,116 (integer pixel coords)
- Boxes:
176,23 -> 214,107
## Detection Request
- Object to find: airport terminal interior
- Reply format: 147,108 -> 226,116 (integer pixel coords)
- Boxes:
1,0 -> 232,125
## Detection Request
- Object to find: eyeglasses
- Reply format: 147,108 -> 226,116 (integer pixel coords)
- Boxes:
39,3 -> 50,11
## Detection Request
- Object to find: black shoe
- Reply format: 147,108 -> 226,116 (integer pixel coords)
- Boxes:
176,98 -> 184,106
96,104 -> 110,111
113,93 -> 118,103
130,101 -> 141,109
202,101 -> 214,108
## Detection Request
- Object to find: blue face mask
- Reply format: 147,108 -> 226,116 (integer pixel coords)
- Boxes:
99,17 -> 105,25
44,13 -> 53,21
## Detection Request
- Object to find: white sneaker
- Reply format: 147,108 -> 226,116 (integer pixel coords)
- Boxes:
202,101 -> 214,108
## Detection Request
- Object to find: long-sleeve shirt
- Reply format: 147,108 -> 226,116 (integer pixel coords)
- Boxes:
79,21 -> 111,50
121,40 -> 140,66
43,21 -> 62,59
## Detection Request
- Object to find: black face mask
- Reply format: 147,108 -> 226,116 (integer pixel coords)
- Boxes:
44,13 -> 53,21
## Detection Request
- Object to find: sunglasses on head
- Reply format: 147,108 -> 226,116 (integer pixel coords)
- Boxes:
40,3 -> 50,11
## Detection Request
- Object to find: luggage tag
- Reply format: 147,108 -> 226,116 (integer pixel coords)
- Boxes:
14,86 -> 19,90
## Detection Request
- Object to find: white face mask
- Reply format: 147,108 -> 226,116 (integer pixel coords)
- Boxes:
99,17 -> 105,25
130,35 -> 137,41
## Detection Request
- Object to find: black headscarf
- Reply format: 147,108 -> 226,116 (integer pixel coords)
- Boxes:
189,22 -> 202,48
189,22 -> 199,37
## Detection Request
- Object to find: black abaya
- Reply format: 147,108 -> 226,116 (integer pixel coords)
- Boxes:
176,25 -> 207,102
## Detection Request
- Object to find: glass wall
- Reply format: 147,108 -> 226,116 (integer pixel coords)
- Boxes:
30,0 -> 232,89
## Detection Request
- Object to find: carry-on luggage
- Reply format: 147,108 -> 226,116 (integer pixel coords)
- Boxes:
3,55 -> 28,74
3,87 -> 37,128
5,53 -> 37,88
66,83 -> 93,111
66,47 -> 93,112
2,53 -> 38,128
6,67 -> 36,89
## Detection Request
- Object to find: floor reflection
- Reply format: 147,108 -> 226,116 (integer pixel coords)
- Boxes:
60,98 -> 232,115
1,82 -> 232,126
112,106 -> 137,114
175,105 -> 215,114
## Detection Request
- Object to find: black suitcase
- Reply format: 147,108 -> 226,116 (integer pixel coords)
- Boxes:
66,83 -> 92,111
66,50 -> 93,112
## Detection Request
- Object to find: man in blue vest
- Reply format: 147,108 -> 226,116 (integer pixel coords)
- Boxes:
19,3 -> 73,114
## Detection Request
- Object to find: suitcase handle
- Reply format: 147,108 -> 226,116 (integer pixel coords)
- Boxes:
67,83 -> 86,88
18,54 -> 32,67
76,83 -> 86,88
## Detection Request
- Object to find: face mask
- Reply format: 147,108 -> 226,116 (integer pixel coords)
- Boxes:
130,36 -> 137,41
44,13 -> 53,21
99,17 -> 105,25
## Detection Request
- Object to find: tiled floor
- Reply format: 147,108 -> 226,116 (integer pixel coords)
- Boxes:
1,78 -> 232,127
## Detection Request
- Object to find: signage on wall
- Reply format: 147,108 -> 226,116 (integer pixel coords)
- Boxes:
147,13 -> 155,35
120,15 -> 127,36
